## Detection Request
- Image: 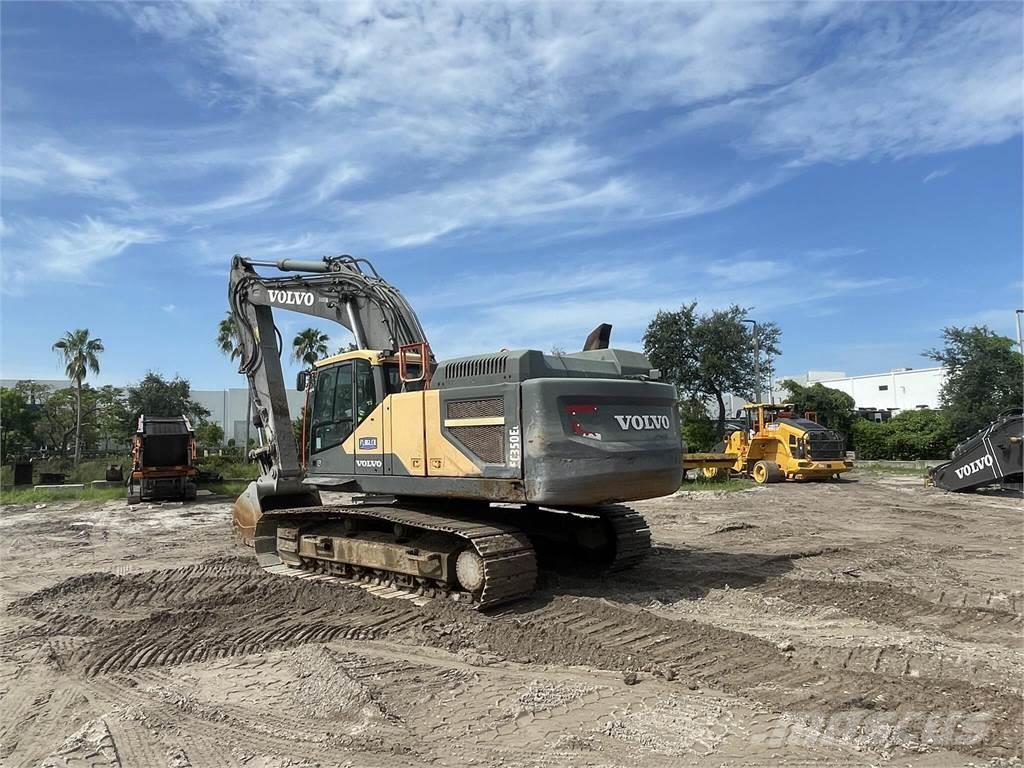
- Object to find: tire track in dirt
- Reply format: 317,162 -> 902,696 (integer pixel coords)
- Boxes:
754,578 -> 1023,646
7,555 -> 1021,760
79,667 -> 406,768
480,596 -> 1022,759
6,559 -> 430,677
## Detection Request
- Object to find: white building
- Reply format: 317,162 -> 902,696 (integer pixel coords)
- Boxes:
192,388 -> 307,446
773,367 -> 946,412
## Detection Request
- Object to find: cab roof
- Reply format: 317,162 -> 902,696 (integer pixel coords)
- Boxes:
313,349 -> 418,369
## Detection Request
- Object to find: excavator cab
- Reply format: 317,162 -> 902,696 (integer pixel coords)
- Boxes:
300,348 -> 439,482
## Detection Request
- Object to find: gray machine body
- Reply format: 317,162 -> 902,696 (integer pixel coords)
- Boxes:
229,254 -> 682,510
307,347 -> 683,507
929,409 -> 1023,492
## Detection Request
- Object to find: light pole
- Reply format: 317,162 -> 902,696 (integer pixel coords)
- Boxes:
1016,309 -> 1023,357
742,318 -> 760,403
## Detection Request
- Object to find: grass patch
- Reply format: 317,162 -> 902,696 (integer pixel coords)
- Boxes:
200,481 -> 250,497
680,476 -> 755,493
195,459 -> 260,480
0,486 -> 127,505
0,480 -> 252,505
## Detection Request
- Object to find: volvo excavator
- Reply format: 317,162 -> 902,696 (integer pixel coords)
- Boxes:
228,255 -> 682,607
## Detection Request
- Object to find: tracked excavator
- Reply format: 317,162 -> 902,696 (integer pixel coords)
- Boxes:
228,255 -> 682,607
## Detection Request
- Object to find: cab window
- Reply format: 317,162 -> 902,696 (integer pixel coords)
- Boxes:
355,359 -> 377,423
310,362 -> 353,453
382,362 -> 424,393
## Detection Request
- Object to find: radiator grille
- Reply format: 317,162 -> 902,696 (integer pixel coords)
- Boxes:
443,355 -> 508,380
447,398 -> 505,419
448,425 -> 504,464
807,433 -> 845,460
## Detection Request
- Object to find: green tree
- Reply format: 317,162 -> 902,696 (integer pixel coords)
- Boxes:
217,312 -> 242,362
126,372 -> 211,423
195,422 -> 225,451
52,328 -> 104,465
925,326 -> 1024,439
293,328 -> 329,366
779,380 -> 856,436
643,303 -> 781,435
293,408 -> 306,461
14,379 -> 49,406
0,387 -> 40,459
35,387 -> 85,457
94,385 -> 131,452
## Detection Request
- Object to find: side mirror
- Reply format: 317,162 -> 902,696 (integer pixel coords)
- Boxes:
296,370 -> 309,392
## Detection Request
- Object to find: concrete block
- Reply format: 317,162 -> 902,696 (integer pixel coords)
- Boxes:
33,484 -> 86,492
90,480 -> 121,488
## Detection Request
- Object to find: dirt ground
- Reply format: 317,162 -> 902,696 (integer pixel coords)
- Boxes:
1,473 -> 1021,768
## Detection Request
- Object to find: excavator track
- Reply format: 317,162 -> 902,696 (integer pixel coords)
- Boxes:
251,503 -> 651,608
600,505 -> 653,571
254,504 -> 538,609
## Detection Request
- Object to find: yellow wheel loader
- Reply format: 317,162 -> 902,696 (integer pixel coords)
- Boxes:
720,403 -> 854,484
227,255 -> 683,607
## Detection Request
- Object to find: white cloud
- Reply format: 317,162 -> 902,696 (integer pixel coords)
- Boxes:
2,216 -> 161,293
162,304 -> 176,313
113,3 -> 1021,171
115,2 -> 812,137
3,2 -> 1020,295
705,259 -> 787,284
337,140 -> 636,247
1,139 -> 137,202
922,168 -> 953,184
804,246 -> 867,261
704,5 -> 1023,164
418,255 -> 904,360
38,217 -> 160,275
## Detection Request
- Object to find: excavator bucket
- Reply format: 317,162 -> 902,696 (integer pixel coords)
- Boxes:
929,409 -> 1023,492
232,479 -> 322,546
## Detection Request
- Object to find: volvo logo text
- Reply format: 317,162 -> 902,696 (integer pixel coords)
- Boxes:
614,415 -> 670,430
954,454 -> 993,480
267,289 -> 314,306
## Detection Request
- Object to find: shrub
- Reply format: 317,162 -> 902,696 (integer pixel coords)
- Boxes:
194,455 -> 259,479
852,410 -> 956,460
678,399 -> 719,453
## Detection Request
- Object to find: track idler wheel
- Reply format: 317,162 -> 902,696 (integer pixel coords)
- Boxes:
455,549 -> 486,593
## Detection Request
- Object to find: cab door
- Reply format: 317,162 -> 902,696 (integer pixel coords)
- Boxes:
352,359 -> 384,475
307,362 -> 355,476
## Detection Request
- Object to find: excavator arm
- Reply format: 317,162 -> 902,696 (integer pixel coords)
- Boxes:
227,254 -> 432,538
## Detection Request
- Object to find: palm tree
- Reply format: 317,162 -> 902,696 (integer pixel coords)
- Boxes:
292,328 -> 329,366
52,328 -> 104,466
216,312 -> 242,362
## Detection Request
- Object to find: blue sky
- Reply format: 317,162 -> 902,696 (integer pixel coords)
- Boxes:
1,1 -> 1022,390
